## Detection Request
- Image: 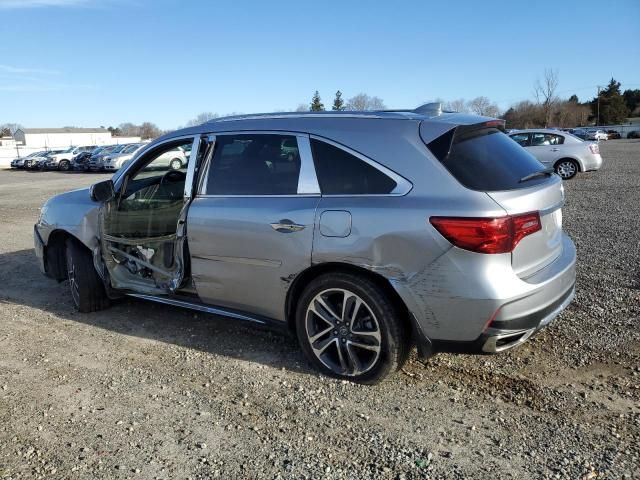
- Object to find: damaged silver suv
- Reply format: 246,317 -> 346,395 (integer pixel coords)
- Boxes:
34,105 -> 576,383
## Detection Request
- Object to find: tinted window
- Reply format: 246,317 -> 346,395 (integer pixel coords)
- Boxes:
531,133 -> 564,146
430,127 -> 548,191
510,133 -> 530,147
206,134 -> 301,195
310,139 -> 397,195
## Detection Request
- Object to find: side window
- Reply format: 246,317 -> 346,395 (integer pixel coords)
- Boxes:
510,133 -> 530,147
531,133 -> 564,146
310,139 -> 397,195
206,134 -> 301,195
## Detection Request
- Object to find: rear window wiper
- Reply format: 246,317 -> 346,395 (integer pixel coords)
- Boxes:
519,167 -> 554,183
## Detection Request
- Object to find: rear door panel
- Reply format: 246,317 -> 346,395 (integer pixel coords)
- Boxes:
187,197 -> 318,321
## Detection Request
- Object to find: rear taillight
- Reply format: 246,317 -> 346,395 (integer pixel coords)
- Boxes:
429,212 -> 541,254
589,143 -> 599,154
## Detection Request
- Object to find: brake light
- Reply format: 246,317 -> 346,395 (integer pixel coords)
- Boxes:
429,212 -> 541,254
589,143 -> 599,154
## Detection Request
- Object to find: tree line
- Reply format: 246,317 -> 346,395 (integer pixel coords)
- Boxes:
4,72 -> 639,137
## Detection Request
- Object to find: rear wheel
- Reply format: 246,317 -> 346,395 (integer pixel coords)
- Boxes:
295,273 -> 409,384
58,160 -> 70,171
65,239 -> 110,312
169,158 -> 182,170
554,159 -> 578,180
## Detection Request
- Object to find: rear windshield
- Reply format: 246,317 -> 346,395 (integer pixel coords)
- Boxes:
428,127 -> 549,191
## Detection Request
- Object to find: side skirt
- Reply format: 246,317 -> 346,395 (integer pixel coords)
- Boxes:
126,293 -> 289,334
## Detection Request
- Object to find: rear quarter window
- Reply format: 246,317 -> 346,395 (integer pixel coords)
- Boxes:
428,127 -> 549,191
310,139 -> 397,195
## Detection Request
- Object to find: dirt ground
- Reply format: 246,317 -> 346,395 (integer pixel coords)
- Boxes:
1,141 -> 639,479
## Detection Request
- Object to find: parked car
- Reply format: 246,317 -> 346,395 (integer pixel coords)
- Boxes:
627,130 -> 640,139
585,129 -> 608,141
10,151 -> 47,169
605,130 -> 621,140
70,151 -> 94,171
509,129 -> 602,179
101,143 -> 145,171
88,145 -> 125,171
45,145 -> 96,171
570,128 -> 588,140
34,107 -> 576,383
24,150 -> 65,170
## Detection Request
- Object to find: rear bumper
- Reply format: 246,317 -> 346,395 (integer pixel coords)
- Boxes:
582,153 -> 603,172
401,233 -> 576,354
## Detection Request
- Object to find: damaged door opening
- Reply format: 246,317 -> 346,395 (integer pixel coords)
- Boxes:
99,135 -> 209,294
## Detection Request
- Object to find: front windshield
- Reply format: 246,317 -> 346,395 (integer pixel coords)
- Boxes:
112,144 -> 127,153
63,147 -> 75,153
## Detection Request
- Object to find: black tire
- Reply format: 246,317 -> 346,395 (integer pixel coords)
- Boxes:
169,158 -> 182,170
554,159 -> 579,180
295,272 -> 409,384
65,238 -> 110,313
58,160 -> 70,171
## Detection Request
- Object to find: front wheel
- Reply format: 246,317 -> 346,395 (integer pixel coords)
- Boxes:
295,273 -> 409,384
65,239 -> 110,312
58,160 -> 70,171
555,159 -> 578,180
169,158 -> 182,170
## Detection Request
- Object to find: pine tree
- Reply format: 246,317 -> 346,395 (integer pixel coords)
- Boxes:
590,78 -> 629,125
310,91 -> 325,111
332,90 -> 345,111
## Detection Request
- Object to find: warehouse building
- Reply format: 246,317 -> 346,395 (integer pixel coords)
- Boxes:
14,127 -> 113,148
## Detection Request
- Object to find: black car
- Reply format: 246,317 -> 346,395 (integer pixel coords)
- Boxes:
70,151 -> 93,171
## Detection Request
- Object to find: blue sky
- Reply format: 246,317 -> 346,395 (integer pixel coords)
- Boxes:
1,0 -> 638,130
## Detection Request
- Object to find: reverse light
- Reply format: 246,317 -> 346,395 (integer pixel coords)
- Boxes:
429,212 -> 542,254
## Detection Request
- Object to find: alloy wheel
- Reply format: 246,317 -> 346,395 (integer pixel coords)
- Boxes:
305,288 -> 382,376
556,161 -> 577,179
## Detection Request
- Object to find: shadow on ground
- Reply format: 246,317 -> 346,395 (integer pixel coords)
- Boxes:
0,248 -> 313,376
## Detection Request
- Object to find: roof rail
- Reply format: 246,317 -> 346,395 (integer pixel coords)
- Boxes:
413,102 -> 442,117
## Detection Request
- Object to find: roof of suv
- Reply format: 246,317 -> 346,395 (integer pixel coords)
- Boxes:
161,106 -> 500,147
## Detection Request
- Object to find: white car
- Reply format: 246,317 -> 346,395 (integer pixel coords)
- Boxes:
585,129 -> 608,141
509,129 -> 603,179
45,145 -> 96,171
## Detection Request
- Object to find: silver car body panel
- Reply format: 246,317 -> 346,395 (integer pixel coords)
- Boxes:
35,111 -> 577,350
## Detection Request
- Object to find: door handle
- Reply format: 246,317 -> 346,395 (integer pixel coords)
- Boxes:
551,148 -> 560,152
270,219 -> 306,233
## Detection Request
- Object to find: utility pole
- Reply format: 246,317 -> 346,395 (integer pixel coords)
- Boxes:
596,85 -> 601,126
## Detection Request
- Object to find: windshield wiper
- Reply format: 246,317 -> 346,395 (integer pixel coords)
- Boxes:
519,167 -> 554,183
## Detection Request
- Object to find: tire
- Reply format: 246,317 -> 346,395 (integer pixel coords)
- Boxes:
554,159 -> 579,180
169,158 -> 182,170
58,160 -> 70,171
295,272 -> 409,384
65,238 -> 110,313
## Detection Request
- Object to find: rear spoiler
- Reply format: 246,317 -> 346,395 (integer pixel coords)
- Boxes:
421,119 -> 507,162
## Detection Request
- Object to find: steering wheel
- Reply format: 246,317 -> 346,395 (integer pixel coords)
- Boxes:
160,169 -> 186,186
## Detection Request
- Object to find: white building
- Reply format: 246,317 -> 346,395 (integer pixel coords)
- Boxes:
14,127 -> 113,148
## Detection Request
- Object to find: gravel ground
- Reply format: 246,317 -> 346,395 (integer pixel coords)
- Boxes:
0,141 -> 639,479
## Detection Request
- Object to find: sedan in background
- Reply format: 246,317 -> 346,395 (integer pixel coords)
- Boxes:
585,129 -> 608,141
10,151 -> 47,169
509,129 -> 602,179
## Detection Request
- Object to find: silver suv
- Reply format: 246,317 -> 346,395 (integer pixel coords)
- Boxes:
34,106 -> 576,383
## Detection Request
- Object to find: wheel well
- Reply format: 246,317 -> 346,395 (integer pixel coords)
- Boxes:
45,230 -> 70,281
285,262 -> 410,334
554,157 -> 581,172
45,231 -> 89,281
